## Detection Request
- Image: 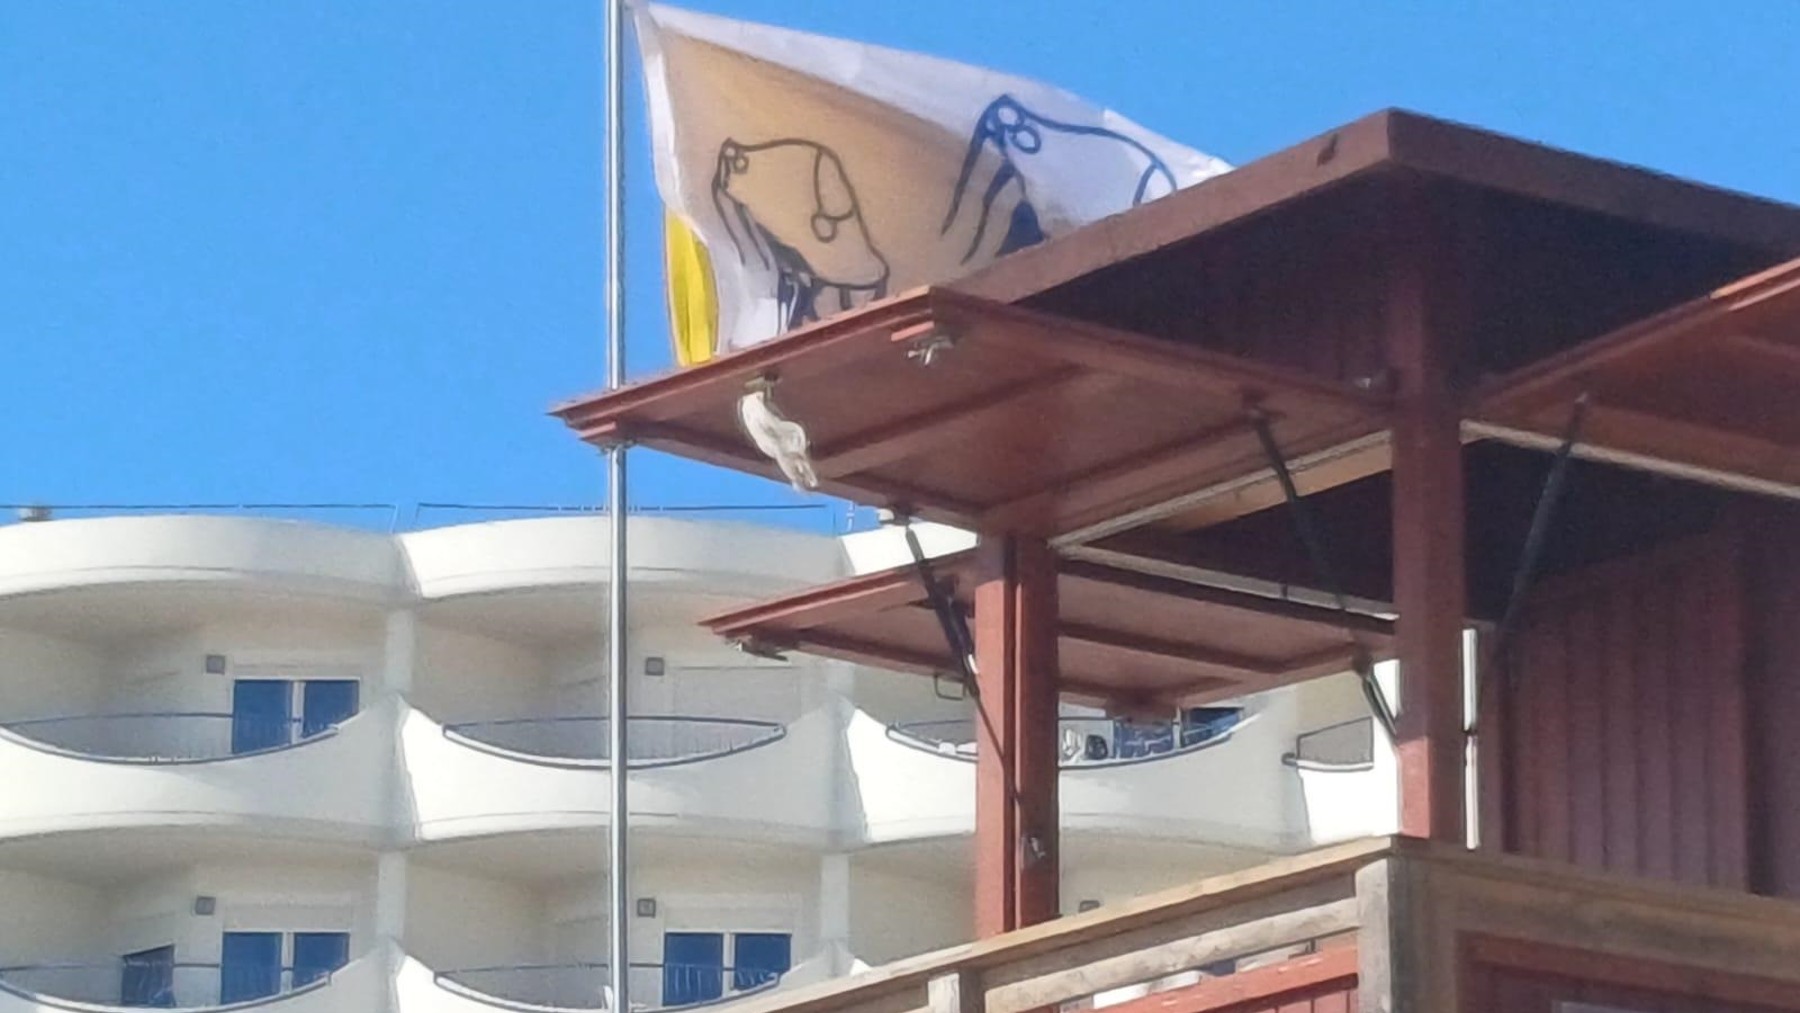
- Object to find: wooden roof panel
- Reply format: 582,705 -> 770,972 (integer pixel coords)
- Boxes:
1475,258 -> 1800,493
555,288 -> 1389,537
703,551 -> 1393,709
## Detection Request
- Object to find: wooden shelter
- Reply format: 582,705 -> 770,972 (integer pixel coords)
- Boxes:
556,109 -> 1800,1010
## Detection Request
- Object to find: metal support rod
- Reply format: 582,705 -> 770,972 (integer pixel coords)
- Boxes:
1493,394 -> 1590,685
1250,413 -> 1397,739
899,519 -> 979,688
604,0 -> 630,1009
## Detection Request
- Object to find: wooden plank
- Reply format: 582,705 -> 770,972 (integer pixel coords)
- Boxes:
1705,537 -> 1749,889
1602,572 -> 1640,876
982,878 -> 1353,989
812,367 -> 1089,480
1056,561 -> 1393,639
1354,855 -> 1454,1013
1384,112 -> 1800,254
985,897 -> 1358,1013
1066,949 -> 1358,1013
927,971 -> 983,1013
1060,621 -> 1280,676
1473,257 -> 1800,410
979,418 -> 1261,535
554,289 -> 936,425
1567,597 -> 1606,871
1535,602 -> 1572,864
1670,559 -> 1711,887
1466,936 -> 1800,1011
951,112 -> 1402,306
703,562 -> 956,640
1636,575 -> 1675,882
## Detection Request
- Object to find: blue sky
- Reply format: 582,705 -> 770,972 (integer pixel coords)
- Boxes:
3,1 -> 1796,531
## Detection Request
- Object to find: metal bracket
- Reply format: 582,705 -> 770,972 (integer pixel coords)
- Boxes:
1493,392 -> 1591,691
892,512 -> 978,692
732,638 -> 790,663
905,330 -> 957,368
745,371 -> 780,395
1250,410 -> 1398,740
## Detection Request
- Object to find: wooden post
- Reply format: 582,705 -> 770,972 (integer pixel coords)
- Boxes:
973,535 -> 1061,936
1387,189 -> 1468,843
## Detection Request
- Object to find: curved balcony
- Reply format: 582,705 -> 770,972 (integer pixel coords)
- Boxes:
0,515 -> 402,604
401,704 -> 835,844
1285,717 -> 1399,845
441,716 -> 785,770
852,703 -> 1309,849
0,953 -> 378,1011
0,713 -> 327,764
884,710 -> 1247,769
0,704 -> 391,842
431,962 -> 781,1012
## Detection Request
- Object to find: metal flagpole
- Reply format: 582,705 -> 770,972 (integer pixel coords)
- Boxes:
603,0 -> 631,1010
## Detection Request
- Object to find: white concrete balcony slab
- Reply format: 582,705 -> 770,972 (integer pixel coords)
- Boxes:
0,702 -> 393,843
400,704 -> 837,844
0,950 -> 381,1012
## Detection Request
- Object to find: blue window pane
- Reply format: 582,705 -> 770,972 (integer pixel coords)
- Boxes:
1181,707 -> 1242,746
300,681 -> 359,738
220,932 -> 282,1003
231,681 -> 292,754
731,933 -> 790,993
121,944 -> 175,1008
662,932 -> 724,1007
292,932 -> 349,988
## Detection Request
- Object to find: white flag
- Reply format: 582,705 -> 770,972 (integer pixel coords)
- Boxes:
633,2 -> 1232,365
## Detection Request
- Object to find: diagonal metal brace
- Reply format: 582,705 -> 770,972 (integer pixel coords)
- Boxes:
1492,393 -> 1590,690
1250,411 -> 1398,740
897,515 -> 979,695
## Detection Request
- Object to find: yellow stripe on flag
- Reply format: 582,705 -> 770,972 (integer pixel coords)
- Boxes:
664,211 -> 719,367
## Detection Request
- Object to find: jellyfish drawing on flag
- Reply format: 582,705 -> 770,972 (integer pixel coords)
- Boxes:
942,94 -> 1177,264
711,138 -> 891,334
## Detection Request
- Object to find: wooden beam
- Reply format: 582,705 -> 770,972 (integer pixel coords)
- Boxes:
703,556 -> 971,640
973,536 -> 1061,937
1058,559 -> 1394,639
1059,621 -> 1279,676
1085,948 -> 1358,1013
1386,192 -> 1468,844
812,367 -> 1094,480
979,418 -> 1261,535
1473,256 -> 1800,410
984,897 -> 1358,1013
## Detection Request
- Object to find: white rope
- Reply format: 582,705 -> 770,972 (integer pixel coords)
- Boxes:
738,388 -> 819,491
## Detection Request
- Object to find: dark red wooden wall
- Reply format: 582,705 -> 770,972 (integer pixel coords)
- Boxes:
1495,531 -> 1749,889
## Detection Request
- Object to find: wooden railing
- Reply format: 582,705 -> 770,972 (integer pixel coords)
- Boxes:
721,837 -> 1800,1013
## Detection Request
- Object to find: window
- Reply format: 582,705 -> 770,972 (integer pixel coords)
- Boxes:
120,944 -> 174,1008
220,932 -> 282,1004
730,933 -> 790,992
230,682 -> 291,755
300,681 -> 359,738
291,932 -> 349,989
662,932 -> 725,1007
230,679 -> 359,755
220,931 -> 348,1003
661,931 -> 792,1007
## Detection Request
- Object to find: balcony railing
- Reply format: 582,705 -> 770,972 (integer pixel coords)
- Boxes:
1281,717 -> 1376,771
0,960 -> 336,1008
435,962 -> 783,1011
697,838 -> 1800,1013
0,713 -> 333,764
441,716 -> 786,769
886,710 -> 1245,769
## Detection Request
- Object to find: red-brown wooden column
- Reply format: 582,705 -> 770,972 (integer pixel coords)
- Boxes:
1387,191 -> 1468,844
972,535 -> 1061,936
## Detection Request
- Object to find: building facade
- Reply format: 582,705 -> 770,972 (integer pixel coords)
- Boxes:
0,513 -> 1393,1012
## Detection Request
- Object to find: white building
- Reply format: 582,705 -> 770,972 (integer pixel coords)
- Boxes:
0,512 -> 1395,1012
